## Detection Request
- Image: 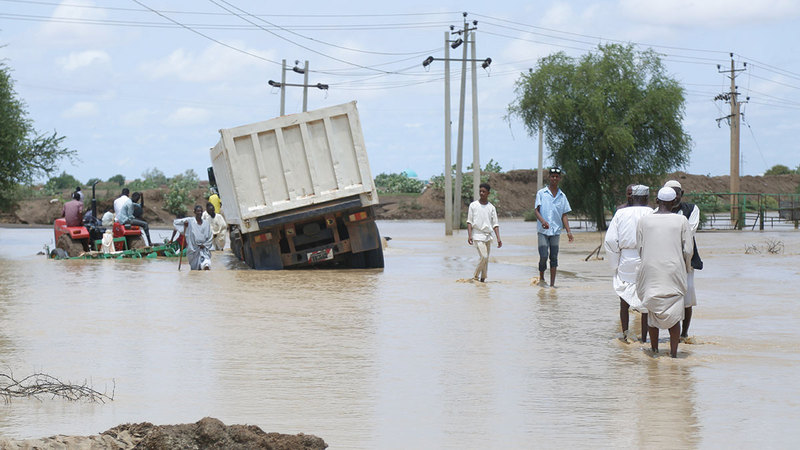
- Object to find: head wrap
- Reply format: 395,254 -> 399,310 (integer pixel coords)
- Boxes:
658,186 -> 677,201
664,180 -> 682,189
631,185 -> 649,196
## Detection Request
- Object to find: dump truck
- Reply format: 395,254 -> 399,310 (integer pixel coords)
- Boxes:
208,101 -> 384,269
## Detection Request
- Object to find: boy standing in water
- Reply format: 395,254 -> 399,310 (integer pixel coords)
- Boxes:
467,183 -> 502,282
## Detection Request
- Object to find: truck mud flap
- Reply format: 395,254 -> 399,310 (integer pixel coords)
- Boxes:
346,219 -> 380,253
246,235 -> 283,270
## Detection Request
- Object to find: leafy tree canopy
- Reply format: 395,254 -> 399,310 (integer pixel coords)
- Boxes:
107,174 -> 125,186
508,44 -> 692,229
44,171 -> 81,194
0,62 -> 75,209
764,164 -> 794,175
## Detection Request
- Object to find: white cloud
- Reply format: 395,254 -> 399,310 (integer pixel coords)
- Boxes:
619,0 -> 800,28
40,0 -> 112,46
57,50 -> 110,71
140,42 -> 276,83
164,107 -> 211,126
62,101 -> 98,118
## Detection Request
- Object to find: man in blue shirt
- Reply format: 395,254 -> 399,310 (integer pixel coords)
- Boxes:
534,167 -> 573,287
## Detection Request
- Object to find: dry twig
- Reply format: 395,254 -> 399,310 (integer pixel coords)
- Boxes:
0,371 -> 114,403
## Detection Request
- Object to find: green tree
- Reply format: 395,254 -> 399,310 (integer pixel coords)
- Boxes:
374,172 -> 424,194
764,164 -> 792,175
44,171 -> 81,194
86,177 -> 102,186
164,170 -> 200,217
508,44 -> 692,229
0,62 -> 75,209
107,174 -> 125,186
142,167 -> 168,187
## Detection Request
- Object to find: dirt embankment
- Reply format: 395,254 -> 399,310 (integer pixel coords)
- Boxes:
374,170 -> 800,220
3,171 -> 799,225
0,417 -> 327,449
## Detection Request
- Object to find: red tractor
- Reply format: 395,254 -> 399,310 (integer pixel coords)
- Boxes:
53,182 -> 146,257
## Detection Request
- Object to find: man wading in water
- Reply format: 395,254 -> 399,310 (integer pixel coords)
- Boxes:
636,187 -> 693,358
466,183 -> 502,282
534,167 -> 573,287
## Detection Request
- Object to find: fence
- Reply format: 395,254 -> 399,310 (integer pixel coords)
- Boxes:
684,192 -> 800,230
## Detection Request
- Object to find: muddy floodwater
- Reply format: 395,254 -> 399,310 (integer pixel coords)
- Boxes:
0,220 -> 799,448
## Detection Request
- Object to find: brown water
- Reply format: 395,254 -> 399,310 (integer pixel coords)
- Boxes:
0,221 -> 798,448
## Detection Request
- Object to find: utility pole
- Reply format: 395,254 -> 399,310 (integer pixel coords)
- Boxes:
715,53 -> 747,228
443,32 -> 453,235
470,30 -> 481,202
537,124 -> 544,191
423,15 -> 492,235
454,18 -> 470,231
269,60 -> 328,116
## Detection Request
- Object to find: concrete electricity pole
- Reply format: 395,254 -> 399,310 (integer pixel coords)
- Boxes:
269,60 -> 328,116
715,53 -> 748,227
423,16 -> 492,234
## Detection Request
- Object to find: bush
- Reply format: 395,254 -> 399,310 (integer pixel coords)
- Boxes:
163,170 -> 200,217
44,171 -> 81,195
107,174 -> 125,186
523,208 -> 538,222
374,172 -> 424,194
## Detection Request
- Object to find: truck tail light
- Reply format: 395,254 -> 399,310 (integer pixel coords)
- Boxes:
348,211 -> 368,222
253,232 -> 272,243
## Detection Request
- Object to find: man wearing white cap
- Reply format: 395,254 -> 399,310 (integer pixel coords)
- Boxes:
604,184 -> 653,342
664,179 -> 702,340
636,186 -> 693,357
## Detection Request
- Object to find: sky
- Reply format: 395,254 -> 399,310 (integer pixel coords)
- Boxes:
2,0 -> 800,185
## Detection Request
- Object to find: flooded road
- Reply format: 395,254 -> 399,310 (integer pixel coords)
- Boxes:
0,221 -> 798,448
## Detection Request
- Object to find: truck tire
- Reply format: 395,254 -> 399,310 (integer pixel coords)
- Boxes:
128,235 -> 146,250
363,245 -> 385,269
57,234 -> 85,257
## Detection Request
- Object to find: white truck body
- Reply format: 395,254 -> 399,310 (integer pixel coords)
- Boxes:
209,101 -> 383,270
211,101 -> 379,234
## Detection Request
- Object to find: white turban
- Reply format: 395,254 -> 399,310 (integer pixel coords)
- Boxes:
631,185 -> 649,196
657,186 -> 677,201
664,180 -> 682,189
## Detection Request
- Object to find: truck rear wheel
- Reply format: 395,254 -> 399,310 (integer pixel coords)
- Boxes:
57,234 -> 85,257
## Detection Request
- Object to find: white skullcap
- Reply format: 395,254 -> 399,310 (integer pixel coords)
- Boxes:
658,186 -> 677,201
664,180 -> 682,189
631,185 -> 649,196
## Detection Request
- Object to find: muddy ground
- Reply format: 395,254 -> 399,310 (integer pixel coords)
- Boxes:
0,417 -> 327,449
2,171 -> 798,226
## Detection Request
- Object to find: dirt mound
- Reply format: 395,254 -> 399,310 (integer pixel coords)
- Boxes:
0,417 -> 327,450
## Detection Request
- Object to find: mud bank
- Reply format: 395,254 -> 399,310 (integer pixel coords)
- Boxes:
0,417 -> 327,450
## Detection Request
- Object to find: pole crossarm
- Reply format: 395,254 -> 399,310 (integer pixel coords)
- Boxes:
268,80 -> 328,89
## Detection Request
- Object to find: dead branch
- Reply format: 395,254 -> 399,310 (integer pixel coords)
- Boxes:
0,371 -> 114,403
744,243 -> 760,254
765,239 -> 784,254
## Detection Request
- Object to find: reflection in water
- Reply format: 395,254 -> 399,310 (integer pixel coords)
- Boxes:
0,224 -> 798,448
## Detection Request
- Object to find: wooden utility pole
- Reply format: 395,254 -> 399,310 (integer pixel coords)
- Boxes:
715,54 -> 747,227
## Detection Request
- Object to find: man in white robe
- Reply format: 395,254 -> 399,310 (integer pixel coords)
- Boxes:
202,202 -> 227,251
174,205 -> 213,270
604,185 -> 653,342
636,187 -> 693,357
664,179 -> 701,340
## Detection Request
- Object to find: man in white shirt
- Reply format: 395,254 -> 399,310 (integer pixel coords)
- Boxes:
113,188 -> 131,219
604,185 -> 654,342
466,183 -> 502,282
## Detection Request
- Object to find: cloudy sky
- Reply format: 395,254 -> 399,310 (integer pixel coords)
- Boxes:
2,0 -> 799,185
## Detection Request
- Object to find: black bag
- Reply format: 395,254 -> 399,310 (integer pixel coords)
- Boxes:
691,238 -> 703,270
679,202 -> 703,270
